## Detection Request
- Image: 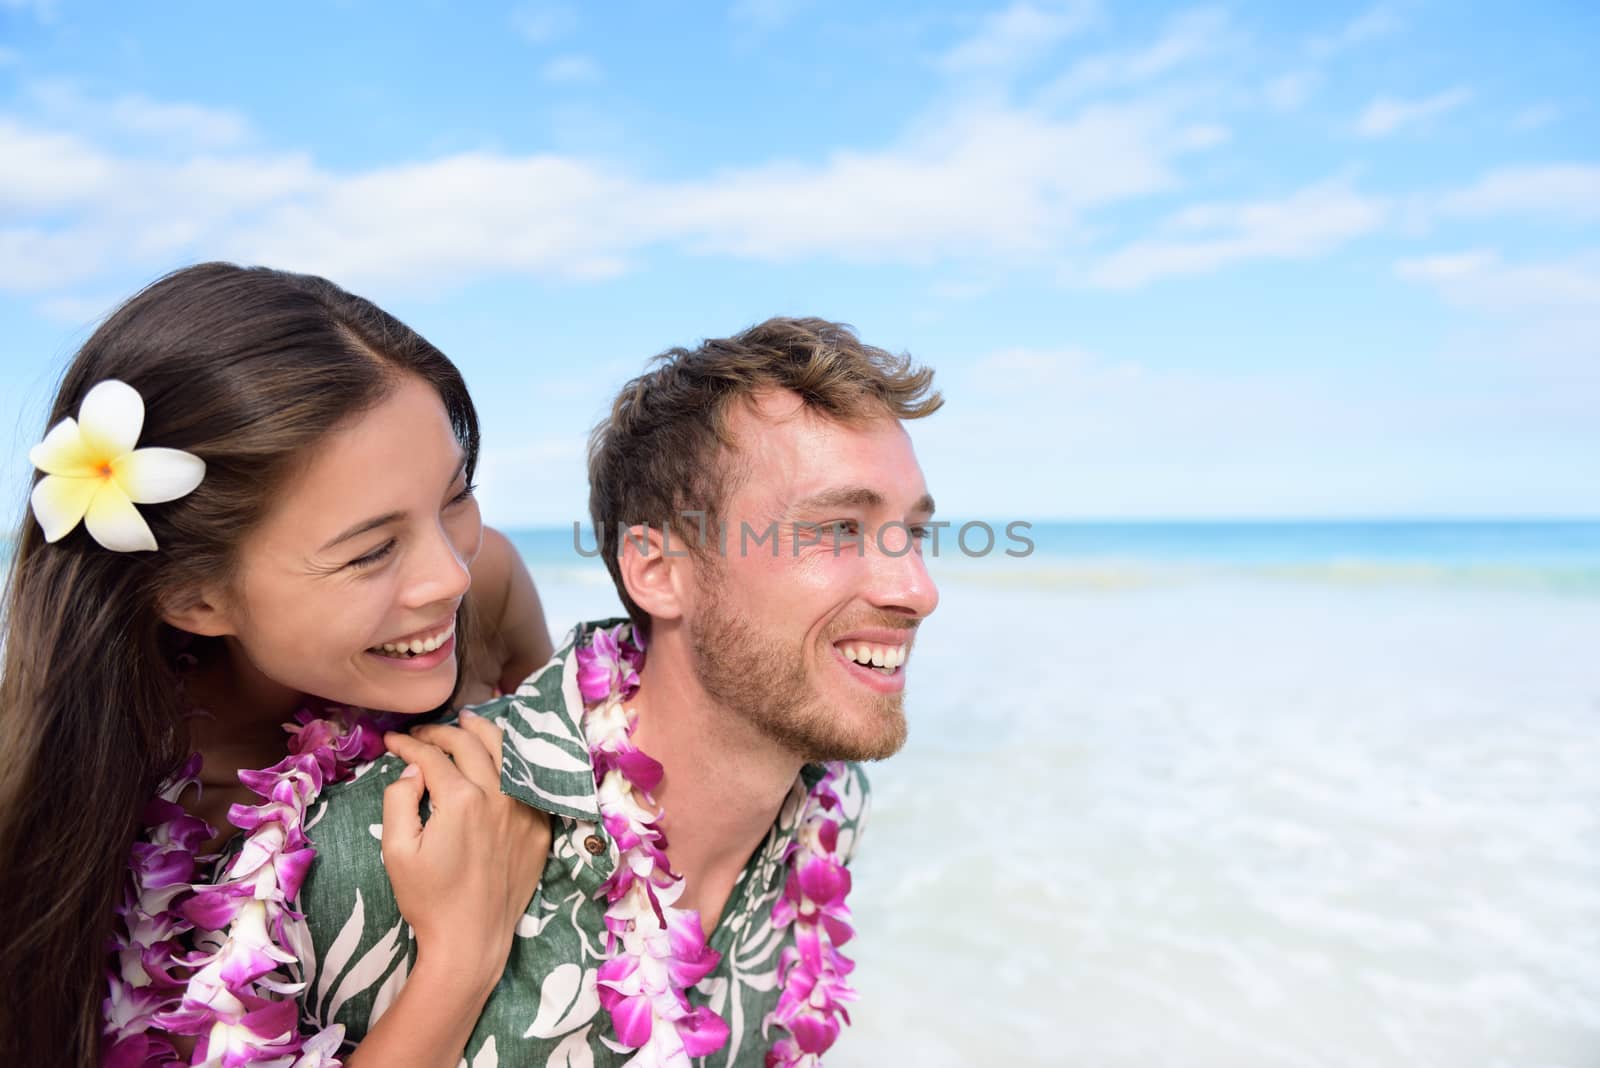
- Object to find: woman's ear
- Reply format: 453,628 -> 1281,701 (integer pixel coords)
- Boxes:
617,523 -> 688,626
159,585 -> 237,638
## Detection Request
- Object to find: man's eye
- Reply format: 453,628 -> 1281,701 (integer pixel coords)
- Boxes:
347,540 -> 396,570
825,520 -> 861,537
909,525 -> 931,539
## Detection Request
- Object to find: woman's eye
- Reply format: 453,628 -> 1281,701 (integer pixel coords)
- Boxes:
347,540 -> 396,570
447,481 -> 478,507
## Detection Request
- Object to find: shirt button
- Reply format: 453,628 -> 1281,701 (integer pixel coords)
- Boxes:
583,834 -> 607,856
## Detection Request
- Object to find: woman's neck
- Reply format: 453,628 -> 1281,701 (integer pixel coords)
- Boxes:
182,637 -> 304,780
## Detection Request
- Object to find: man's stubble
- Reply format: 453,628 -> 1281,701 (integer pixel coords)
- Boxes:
687,564 -> 908,763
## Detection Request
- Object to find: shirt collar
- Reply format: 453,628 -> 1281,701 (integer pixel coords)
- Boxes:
493,617 -> 829,834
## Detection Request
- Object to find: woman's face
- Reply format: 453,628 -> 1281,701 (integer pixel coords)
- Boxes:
215,375 -> 482,715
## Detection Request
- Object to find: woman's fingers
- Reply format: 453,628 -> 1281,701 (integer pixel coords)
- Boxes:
456,710 -> 506,778
380,764 -> 425,854
410,720 -> 500,790
383,732 -> 480,805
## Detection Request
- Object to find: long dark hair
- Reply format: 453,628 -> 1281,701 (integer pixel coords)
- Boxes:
0,263 -> 480,1065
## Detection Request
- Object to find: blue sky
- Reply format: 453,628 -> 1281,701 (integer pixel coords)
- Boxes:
1,1 -> 1596,525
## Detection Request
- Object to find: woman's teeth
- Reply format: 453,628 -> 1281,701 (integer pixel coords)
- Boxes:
839,642 -> 906,674
370,622 -> 455,659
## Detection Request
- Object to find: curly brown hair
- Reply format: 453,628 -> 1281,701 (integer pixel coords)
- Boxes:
586,316 -> 941,636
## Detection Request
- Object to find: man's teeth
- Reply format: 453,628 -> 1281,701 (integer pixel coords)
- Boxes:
838,642 -> 906,673
371,623 -> 455,659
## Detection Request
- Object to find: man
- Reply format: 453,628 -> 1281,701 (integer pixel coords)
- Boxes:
296,317 -> 941,1065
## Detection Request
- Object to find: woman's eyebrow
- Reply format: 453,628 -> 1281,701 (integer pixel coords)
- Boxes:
319,456 -> 468,553
320,511 -> 405,553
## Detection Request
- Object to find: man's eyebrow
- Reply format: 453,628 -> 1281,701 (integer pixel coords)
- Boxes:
789,487 -> 936,517
790,487 -> 884,513
320,511 -> 406,553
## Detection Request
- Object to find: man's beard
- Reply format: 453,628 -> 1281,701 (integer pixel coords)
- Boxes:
687,574 -> 908,763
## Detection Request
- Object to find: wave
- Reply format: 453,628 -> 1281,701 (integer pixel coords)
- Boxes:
929,557 -> 1600,596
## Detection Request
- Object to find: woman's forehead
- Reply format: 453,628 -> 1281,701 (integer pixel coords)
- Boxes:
256,379 -> 464,544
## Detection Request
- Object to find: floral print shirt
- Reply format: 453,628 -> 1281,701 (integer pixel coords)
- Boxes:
294,619 -> 871,1067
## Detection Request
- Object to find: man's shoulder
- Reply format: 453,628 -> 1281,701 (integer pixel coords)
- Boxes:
299,752 -> 408,898
311,750 -> 408,822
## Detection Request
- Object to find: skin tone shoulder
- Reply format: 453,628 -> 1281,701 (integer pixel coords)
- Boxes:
165,375 -> 552,1068
621,388 -> 938,933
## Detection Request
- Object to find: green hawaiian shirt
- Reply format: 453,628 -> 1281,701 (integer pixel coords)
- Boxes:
295,619 -> 871,1068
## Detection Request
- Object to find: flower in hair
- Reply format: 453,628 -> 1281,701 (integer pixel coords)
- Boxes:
28,379 -> 204,552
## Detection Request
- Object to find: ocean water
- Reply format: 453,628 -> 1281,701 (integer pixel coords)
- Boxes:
513,522 -> 1600,1067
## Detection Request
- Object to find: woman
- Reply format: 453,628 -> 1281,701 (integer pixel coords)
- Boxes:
0,263 -> 554,1067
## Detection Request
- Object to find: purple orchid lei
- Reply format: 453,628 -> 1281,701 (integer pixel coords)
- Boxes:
102,703 -> 389,1068
575,623 -> 858,1067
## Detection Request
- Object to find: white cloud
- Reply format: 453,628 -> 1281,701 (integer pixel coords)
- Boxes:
509,3 -> 576,44
541,55 -> 601,84
938,0 -> 1097,74
0,119 -> 115,210
729,0 -> 809,32
37,291 -> 119,325
22,80 -> 252,151
1510,103 -> 1559,131
1087,180 -> 1386,288
106,94 -> 250,147
1309,5 -> 1401,57
224,153 -> 637,287
1440,164 -> 1600,223
1041,7 -> 1226,102
1176,122 -> 1229,149
1395,249 -> 1600,392
1355,87 -> 1471,138
0,76 -> 1246,297
1263,71 -> 1317,113
0,0 -> 57,20
664,101 -> 1185,265
1396,249 -> 1600,313
973,346 -> 1097,385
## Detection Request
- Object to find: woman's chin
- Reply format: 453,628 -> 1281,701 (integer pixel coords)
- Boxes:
346,654 -> 459,715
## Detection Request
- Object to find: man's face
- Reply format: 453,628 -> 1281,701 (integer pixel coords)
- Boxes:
684,390 -> 938,762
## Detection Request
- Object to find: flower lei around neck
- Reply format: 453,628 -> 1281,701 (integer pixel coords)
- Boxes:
576,623 -> 858,1067
103,703 -> 390,1068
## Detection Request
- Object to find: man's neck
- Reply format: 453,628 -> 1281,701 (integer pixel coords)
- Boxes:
625,624 -> 804,930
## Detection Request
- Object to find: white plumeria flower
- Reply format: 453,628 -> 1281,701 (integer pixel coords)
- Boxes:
28,379 -> 205,552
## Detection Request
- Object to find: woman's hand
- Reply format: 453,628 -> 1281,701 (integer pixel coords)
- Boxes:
458,527 -> 554,706
380,711 -> 549,990
341,711 -> 549,1068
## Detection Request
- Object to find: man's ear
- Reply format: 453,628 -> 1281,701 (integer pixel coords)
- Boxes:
617,523 -> 690,626
159,585 -> 238,638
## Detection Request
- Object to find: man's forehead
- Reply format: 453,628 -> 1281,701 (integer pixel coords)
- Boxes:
721,394 -> 928,512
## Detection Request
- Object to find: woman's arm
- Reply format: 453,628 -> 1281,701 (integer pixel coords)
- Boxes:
460,527 -> 555,706
343,712 -> 550,1068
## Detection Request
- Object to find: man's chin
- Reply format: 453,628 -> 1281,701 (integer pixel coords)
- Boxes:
800,702 -> 907,763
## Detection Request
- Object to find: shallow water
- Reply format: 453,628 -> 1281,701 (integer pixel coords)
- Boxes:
836,581 -> 1600,1067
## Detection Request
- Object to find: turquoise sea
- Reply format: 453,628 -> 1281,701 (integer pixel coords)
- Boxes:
516,518 -> 1600,597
